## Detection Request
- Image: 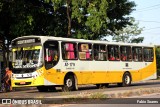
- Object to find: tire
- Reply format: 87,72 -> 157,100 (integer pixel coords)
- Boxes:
37,86 -> 48,92
62,75 -> 76,92
118,72 -> 131,87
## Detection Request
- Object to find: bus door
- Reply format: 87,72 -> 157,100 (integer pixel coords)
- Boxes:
142,48 -> 155,79
132,47 -> 142,81
44,41 -> 59,85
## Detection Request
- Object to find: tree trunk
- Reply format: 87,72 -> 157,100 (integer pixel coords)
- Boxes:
67,0 -> 71,37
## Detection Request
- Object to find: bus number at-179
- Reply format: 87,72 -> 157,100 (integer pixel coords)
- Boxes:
65,62 -> 75,67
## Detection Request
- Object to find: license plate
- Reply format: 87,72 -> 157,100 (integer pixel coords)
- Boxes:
23,73 -> 32,77
20,81 -> 26,84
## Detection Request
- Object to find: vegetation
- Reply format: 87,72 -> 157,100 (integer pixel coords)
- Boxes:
156,47 -> 160,77
112,17 -> 144,43
0,0 -> 140,68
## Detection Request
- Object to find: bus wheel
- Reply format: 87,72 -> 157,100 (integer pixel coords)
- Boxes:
37,86 -> 48,92
62,75 -> 76,92
118,72 -> 131,87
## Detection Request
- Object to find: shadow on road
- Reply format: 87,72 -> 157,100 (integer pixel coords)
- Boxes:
12,80 -> 160,94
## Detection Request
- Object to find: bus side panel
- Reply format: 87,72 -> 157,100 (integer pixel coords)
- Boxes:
141,62 -> 157,80
130,62 -> 142,82
89,61 -> 108,84
108,62 -> 124,83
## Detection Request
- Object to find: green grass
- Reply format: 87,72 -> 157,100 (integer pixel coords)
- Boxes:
89,92 -> 107,98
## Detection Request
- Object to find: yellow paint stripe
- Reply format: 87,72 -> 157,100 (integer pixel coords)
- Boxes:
12,46 -> 42,51
23,46 -> 41,50
12,48 -> 21,51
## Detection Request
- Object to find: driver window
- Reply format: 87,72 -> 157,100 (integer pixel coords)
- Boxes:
44,41 -> 59,70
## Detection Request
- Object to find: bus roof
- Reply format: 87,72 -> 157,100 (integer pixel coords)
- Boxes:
12,35 -> 155,47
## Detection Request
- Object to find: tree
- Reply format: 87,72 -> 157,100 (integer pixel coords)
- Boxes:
156,47 -> 160,77
0,0 -> 55,67
47,0 -> 136,40
0,0 -> 138,67
112,18 -> 144,43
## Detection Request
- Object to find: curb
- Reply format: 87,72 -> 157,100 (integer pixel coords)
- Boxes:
47,80 -> 160,98
47,87 -> 160,98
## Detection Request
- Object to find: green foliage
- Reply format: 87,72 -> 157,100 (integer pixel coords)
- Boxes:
131,37 -> 144,43
112,18 -> 144,43
0,0 -> 139,67
47,0 -> 136,40
85,0 -> 109,39
89,92 -> 107,98
156,47 -> 160,76
0,2 -> 2,11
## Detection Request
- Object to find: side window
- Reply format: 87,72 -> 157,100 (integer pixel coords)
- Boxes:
120,46 -> 132,61
78,43 -> 92,60
44,41 -> 59,70
108,45 -> 120,61
132,47 -> 142,62
143,48 -> 154,62
93,44 -> 107,61
61,42 -> 77,60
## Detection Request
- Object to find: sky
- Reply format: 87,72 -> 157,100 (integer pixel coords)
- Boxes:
131,0 -> 160,45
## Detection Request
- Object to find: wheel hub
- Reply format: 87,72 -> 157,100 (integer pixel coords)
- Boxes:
66,79 -> 72,87
125,75 -> 130,84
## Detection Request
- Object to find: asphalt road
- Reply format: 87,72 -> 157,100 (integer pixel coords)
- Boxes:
0,80 -> 160,98
0,80 -> 160,107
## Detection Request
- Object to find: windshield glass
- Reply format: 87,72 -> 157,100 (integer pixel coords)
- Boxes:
12,46 -> 43,68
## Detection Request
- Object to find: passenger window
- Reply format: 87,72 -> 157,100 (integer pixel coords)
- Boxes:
132,47 -> 142,62
108,45 -> 120,61
143,48 -> 153,62
78,43 -> 92,60
61,42 -> 77,60
93,44 -> 107,61
120,46 -> 132,61
44,41 -> 59,70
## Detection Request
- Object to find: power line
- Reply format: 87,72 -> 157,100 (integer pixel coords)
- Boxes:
143,27 -> 160,31
137,3 -> 160,11
133,3 -> 160,13
134,6 -> 160,12
141,31 -> 160,35
136,20 -> 160,23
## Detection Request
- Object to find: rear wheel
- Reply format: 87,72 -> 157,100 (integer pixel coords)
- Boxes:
118,72 -> 131,87
62,75 -> 76,92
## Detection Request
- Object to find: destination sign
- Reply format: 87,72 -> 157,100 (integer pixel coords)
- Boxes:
12,38 -> 41,46
17,39 -> 35,44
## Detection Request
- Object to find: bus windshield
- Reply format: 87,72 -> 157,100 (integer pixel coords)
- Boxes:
12,46 -> 43,68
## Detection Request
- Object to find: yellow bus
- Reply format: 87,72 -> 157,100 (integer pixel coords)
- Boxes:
11,36 -> 157,92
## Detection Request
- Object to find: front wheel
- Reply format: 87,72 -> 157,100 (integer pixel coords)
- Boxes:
118,72 -> 131,87
62,75 -> 76,92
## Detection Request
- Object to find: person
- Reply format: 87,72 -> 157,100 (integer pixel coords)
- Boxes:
121,54 -> 127,61
2,67 -> 12,92
134,55 -> 138,61
109,54 -> 115,61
